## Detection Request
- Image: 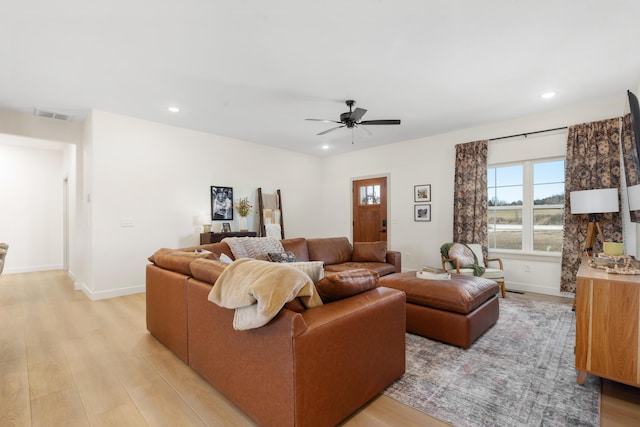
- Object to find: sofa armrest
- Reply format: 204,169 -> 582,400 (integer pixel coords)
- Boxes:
386,250 -> 402,273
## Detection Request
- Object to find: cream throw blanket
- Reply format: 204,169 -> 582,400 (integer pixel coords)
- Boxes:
208,259 -> 323,330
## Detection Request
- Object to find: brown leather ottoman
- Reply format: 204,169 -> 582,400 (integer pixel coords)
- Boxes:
378,272 -> 500,348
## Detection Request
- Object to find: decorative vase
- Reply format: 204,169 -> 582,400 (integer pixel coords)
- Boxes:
239,216 -> 248,232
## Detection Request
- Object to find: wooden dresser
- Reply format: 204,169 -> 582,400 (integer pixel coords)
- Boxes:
575,258 -> 640,387
200,231 -> 257,244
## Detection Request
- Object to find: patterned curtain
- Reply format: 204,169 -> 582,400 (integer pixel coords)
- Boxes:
453,140 -> 488,257
621,113 -> 640,223
560,117 -> 622,293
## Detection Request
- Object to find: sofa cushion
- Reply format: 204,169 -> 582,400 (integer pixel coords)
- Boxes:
315,269 -> 379,303
267,251 -> 298,263
150,250 -> 217,275
307,237 -> 352,265
190,258 -> 228,284
352,241 -> 387,263
147,247 -> 172,263
324,262 -> 396,277
281,238 -> 310,261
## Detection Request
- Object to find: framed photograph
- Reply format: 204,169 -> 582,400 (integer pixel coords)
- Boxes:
211,186 -> 234,220
222,222 -> 231,233
414,204 -> 431,222
414,184 -> 431,202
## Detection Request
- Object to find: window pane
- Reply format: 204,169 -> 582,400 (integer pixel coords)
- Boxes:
488,208 -> 522,249
533,208 -> 564,251
359,185 -> 380,205
533,183 -> 564,205
534,160 -> 564,184
495,165 -> 522,186
494,187 -> 523,206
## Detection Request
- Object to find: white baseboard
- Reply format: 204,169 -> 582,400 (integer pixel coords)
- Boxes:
79,283 -> 145,301
4,264 -> 64,274
505,280 -> 565,297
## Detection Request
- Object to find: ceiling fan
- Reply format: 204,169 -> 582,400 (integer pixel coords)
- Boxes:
306,100 -> 401,136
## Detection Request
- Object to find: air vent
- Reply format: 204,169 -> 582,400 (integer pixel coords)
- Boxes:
34,108 -> 73,121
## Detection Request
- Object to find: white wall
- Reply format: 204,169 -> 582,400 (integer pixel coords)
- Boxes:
321,96 -> 627,296
1,95 -> 633,298
78,110 -> 324,299
0,138 -> 65,273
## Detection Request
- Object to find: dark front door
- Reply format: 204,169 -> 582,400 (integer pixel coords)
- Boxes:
352,177 -> 387,242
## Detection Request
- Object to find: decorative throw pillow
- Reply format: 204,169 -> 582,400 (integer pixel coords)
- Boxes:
315,269 -> 379,303
448,243 -> 475,266
223,236 -> 285,260
267,251 -> 298,263
352,241 -> 387,263
287,261 -> 324,283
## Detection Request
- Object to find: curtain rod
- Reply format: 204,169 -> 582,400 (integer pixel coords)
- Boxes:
489,126 -> 568,142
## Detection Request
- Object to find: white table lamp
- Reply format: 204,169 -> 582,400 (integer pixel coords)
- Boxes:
570,188 -> 619,255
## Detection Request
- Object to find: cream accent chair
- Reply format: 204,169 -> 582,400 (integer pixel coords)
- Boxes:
441,243 -> 506,298
0,243 -> 8,275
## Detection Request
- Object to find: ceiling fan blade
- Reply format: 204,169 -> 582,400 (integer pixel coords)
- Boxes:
359,119 -> 401,125
318,125 -> 346,136
305,118 -> 341,124
349,107 -> 367,122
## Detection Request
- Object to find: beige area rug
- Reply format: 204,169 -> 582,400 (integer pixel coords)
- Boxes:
383,296 -> 600,426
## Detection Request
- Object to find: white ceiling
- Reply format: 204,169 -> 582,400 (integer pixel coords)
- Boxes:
1,1 -> 639,156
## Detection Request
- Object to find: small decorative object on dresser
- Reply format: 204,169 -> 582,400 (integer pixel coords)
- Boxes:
235,197 -> 252,231
222,222 -> 231,233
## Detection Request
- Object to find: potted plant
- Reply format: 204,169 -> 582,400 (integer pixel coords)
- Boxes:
235,197 -> 252,231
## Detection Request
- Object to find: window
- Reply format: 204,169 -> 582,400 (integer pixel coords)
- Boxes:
488,159 -> 564,253
359,184 -> 380,205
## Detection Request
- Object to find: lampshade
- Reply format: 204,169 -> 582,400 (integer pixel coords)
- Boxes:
627,184 -> 640,211
570,188 -> 619,215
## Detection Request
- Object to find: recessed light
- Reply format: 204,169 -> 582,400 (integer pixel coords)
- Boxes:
321,145 -> 330,150
168,106 -> 181,113
540,92 -> 556,99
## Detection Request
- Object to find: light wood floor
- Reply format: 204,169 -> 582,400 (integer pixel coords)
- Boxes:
1,272 -> 638,426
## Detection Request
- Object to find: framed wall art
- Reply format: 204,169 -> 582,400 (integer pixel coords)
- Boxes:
414,184 -> 431,202
414,204 -> 431,222
211,186 -> 234,220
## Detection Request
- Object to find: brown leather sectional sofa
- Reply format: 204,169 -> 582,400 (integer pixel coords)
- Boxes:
146,236 -> 406,427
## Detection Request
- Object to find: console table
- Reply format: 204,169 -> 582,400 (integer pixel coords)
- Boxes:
575,258 -> 640,387
200,231 -> 257,244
